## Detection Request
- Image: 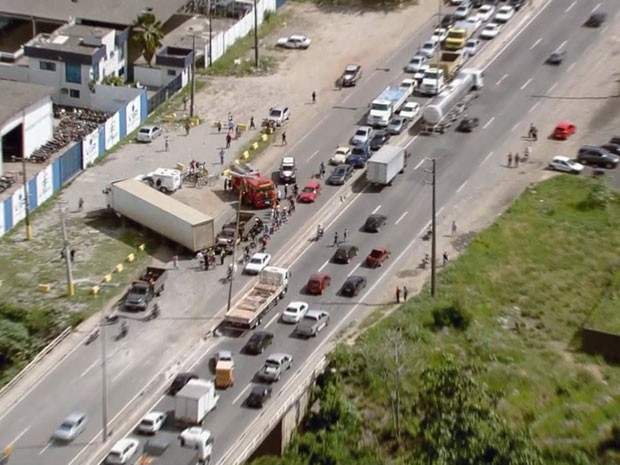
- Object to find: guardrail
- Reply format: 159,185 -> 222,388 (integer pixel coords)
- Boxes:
0,327 -> 72,398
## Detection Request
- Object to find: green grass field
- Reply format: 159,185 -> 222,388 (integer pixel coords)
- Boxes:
338,175 -> 620,463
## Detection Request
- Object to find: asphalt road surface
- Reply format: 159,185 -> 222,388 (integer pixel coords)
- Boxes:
0,1 -> 616,465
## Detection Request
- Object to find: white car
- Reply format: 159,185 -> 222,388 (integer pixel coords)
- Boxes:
465,16 -> 482,32
399,78 -> 417,97
350,126 -> 374,145
330,146 -> 351,165
477,4 -> 495,21
405,54 -> 427,73
450,0 -> 466,4
413,64 -> 430,83
399,101 -> 421,121
281,301 -> 309,323
136,125 -> 162,143
179,427 -> 212,448
548,156 -> 584,174
495,5 -> 515,23
276,34 -> 311,49
138,411 -> 166,435
480,23 -> 501,39
244,252 -> 271,274
215,350 -> 234,367
430,27 -> 448,43
454,4 -> 471,19
105,438 -> 139,465
419,40 -> 438,58
464,38 -> 481,56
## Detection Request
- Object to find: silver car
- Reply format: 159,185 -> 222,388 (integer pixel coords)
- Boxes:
53,412 -> 88,442
257,353 -> 293,383
350,126 -> 374,145
136,125 -> 162,143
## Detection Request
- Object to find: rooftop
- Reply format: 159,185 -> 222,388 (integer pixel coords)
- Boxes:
24,23 -> 114,62
0,0 -> 190,26
0,80 -> 55,129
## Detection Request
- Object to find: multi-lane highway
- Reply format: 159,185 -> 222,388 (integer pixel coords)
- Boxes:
0,1 -> 616,464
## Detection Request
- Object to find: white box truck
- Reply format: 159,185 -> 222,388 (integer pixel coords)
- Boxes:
175,379 -> 220,425
366,145 -> 406,186
105,179 -> 214,252
224,266 -> 290,329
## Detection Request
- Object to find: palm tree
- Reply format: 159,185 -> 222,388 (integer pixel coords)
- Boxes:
132,11 -> 164,66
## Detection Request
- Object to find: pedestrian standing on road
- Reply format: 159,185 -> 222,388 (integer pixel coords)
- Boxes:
277,189 -> 282,202
284,184 -> 288,198
507,152 -> 513,168
228,120 -> 234,132
173,255 -> 179,270
312,91 -> 316,103
220,148 -> 225,165
220,249 -> 225,266
217,121 -> 222,133
78,197 -> 84,211
196,251 -> 204,270
343,228 -> 348,242
451,220 -> 457,237
333,231 -> 339,246
226,133 -> 232,149
293,183 -> 299,197
396,286 -> 401,303
228,112 -> 233,122
250,116 -> 256,130
514,153 -> 520,168
70,249 -> 76,265
185,120 -> 191,135
443,251 -> 449,266
204,256 -> 210,271
183,95 -> 188,111
164,136 -> 170,152
403,286 -> 408,301
282,132 -> 287,146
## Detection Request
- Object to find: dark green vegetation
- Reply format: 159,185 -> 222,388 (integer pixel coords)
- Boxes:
132,12 -> 164,66
251,175 -> 620,465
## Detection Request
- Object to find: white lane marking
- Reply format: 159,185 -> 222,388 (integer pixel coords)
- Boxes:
39,441 -> 53,455
232,384 -> 252,405
414,158 -> 426,170
317,259 -> 329,272
496,74 -> 508,85
548,82 -> 558,93
601,24 -> 609,35
530,38 -> 542,50
10,426 -> 30,446
437,206 -> 445,218
510,122 -> 520,133
483,117 -> 495,129
567,61 -> 576,72
346,263 -> 361,277
394,211 -> 408,225
565,1 -> 576,13
529,102 -> 540,113
456,180 -> 468,193
482,151 -> 494,165
483,0 -> 554,71
520,78 -> 533,90
111,364 -> 132,383
372,205 -> 381,214
295,114 -> 331,148
80,359 -> 99,378
306,150 -> 319,162
558,40 -> 568,50
592,2 -> 601,12
264,312 -> 280,329
342,92 -> 355,104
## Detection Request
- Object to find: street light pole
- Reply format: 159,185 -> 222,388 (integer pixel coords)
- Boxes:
190,35 -> 196,118
208,1 -> 213,67
430,158 -> 437,297
21,157 -> 32,241
100,290 -> 108,442
226,181 -> 244,313
253,0 -> 259,67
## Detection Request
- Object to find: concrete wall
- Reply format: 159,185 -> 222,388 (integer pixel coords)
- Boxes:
0,63 -> 30,82
134,65 -> 164,87
90,84 -> 144,113
23,98 -> 54,157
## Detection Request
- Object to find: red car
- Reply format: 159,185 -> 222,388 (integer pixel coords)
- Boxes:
553,121 -> 576,140
306,273 -> 331,295
297,180 -> 322,203
366,248 -> 391,268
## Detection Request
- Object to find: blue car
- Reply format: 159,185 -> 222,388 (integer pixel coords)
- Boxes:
346,144 -> 371,168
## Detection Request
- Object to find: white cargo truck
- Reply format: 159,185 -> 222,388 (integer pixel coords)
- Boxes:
175,379 -> 220,426
105,179 -> 214,252
366,145 -> 406,186
367,86 -> 409,127
224,266 -> 290,329
422,68 -> 484,133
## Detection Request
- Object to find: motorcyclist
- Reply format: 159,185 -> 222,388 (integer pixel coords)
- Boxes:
120,320 -> 128,335
319,162 -> 325,179
317,224 -> 324,238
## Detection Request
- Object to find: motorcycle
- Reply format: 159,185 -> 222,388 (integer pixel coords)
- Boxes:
316,226 -> 324,240
150,304 -> 160,320
85,327 -> 100,345
117,322 -> 128,339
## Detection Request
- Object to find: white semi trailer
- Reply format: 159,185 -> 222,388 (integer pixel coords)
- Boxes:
105,178 -> 215,252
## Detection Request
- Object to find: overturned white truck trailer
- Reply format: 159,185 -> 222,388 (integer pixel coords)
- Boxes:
422,68 -> 484,133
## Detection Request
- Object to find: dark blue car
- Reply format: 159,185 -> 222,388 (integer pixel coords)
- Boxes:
346,144 -> 371,168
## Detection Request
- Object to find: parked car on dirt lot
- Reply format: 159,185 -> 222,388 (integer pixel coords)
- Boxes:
276,35 -> 311,49
548,156 -> 584,174
340,64 -> 362,86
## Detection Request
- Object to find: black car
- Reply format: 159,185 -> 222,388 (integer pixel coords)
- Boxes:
576,146 -> 619,169
333,245 -> 359,264
609,136 -> 620,146
509,0 -> 523,11
547,49 -> 566,65
363,214 -> 387,233
341,276 -> 367,297
600,144 -> 620,156
327,164 -> 354,185
246,385 -> 272,408
340,64 -> 362,87
370,130 -> 390,151
440,14 -> 455,29
243,331 -> 274,355
471,0 -> 483,7
457,117 -> 479,133
168,372 -> 198,395
585,12 -> 606,27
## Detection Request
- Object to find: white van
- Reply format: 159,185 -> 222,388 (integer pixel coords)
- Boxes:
141,168 -> 182,194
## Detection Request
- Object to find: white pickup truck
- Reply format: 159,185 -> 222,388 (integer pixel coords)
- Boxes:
224,266 -> 290,329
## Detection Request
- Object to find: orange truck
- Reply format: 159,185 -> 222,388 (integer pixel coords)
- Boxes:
230,168 -> 276,209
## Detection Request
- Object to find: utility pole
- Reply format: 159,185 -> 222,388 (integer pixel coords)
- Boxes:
59,206 -> 75,296
430,159 -> 437,297
21,157 -> 32,241
100,289 -> 108,442
226,180 -> 244,313
208,1 -> 213,67
253,0 -> 259,67
190,35 -> 196,118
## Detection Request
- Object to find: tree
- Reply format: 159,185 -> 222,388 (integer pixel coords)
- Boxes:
411,356 -> 543,465
132,12 -> 164,66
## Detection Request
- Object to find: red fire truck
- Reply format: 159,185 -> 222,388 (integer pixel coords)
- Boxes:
230,165 -> 276,209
